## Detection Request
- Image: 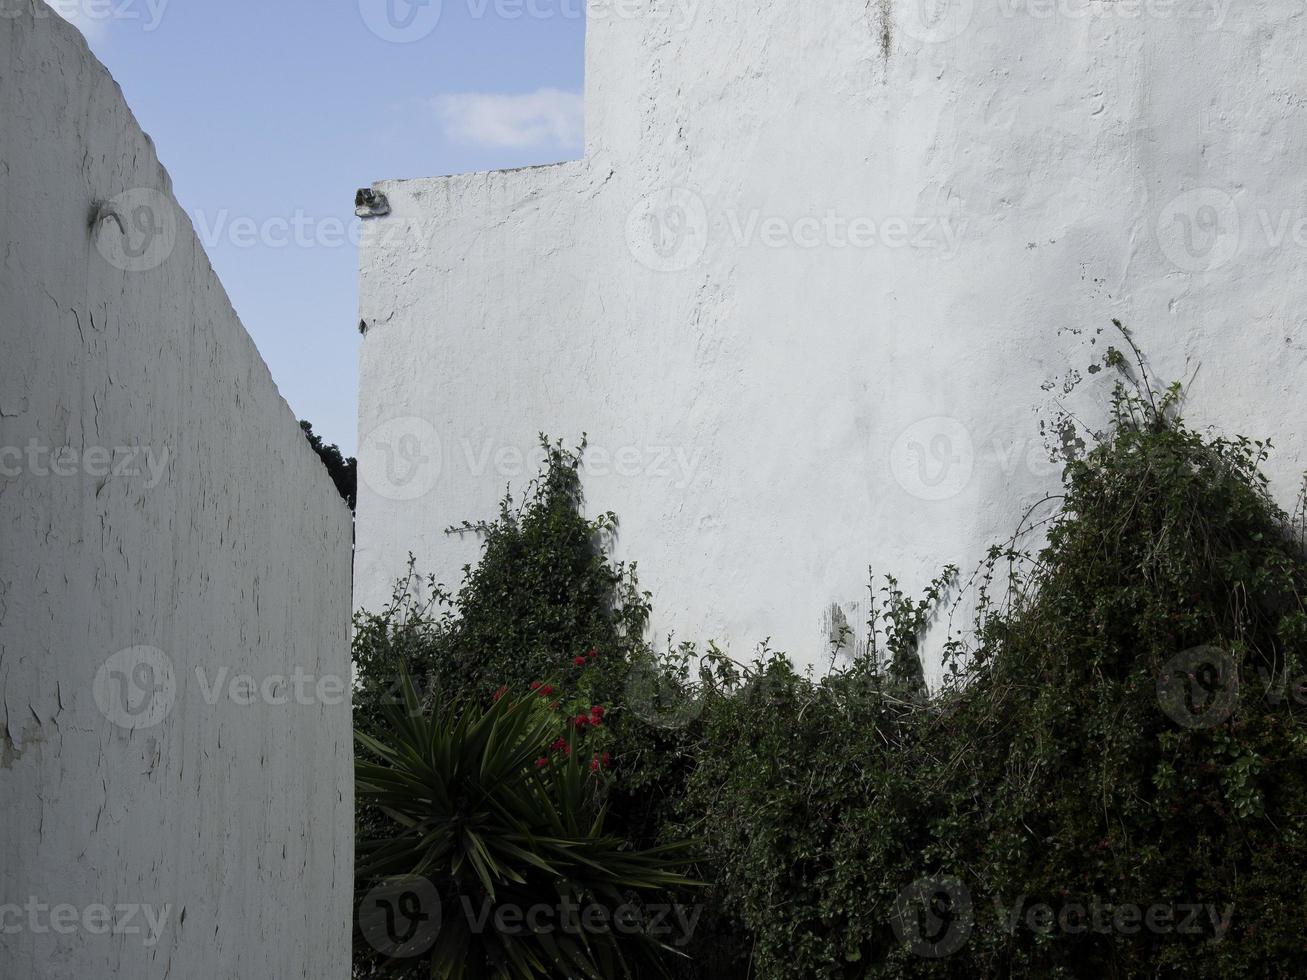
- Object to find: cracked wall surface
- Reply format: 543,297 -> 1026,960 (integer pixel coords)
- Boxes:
357,0 -> 1307,675
0,3 -> 354,976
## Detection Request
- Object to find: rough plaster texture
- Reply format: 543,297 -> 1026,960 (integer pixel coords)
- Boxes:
357,0 -> 1307,678
0,4 -> 354,976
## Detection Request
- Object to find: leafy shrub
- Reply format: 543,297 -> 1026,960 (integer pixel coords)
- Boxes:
655,577 -> 956,979
903,332 -> 1307,977
352,437 -> 649,741
352,437 -> 694,979
355,327 -> 1307,978
354,670 -> 699,979
300,419 -> 357,511
657,327 -> 1307,978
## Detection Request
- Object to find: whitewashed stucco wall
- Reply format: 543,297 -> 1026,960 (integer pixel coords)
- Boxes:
357,0 -> 1307,676
0,4 -> 354,977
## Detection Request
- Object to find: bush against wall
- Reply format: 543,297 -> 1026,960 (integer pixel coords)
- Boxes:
354,668 -> 699,979
352,438 -> 702,978
659,330 -> 1307,978
353,329 -> 1307,978
301,419 -> 358,511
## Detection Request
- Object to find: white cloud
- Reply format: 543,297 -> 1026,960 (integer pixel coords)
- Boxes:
434,88 -> 584,150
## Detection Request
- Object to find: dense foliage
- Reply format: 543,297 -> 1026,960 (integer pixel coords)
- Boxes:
301,418 -> 357,511
354,331 -> 1307,978
352,438 -> 697,979
355,670 -> 699,979
353,438 -> 648,739
894,343 -> 1307,978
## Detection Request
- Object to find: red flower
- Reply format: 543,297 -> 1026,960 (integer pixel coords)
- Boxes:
551,738 -> 568,751
492,685 -> 509,702
587,647 -> 598,659
573,715 -> 589,729
589,705 -> 605,721
590,758 -> 600,772
602,752 -> 611,767
530,681 -> 542,691
534,757 -> 548,768
572,656 -> 587,667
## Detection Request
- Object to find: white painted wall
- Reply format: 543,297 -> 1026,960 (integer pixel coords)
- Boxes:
0,4 -> 354,977
357,0 -> 1307,677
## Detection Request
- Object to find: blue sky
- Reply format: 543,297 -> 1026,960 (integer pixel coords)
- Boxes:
57,0 -> 587,455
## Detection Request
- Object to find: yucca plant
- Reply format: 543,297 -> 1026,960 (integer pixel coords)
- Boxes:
355,671 -> 701,980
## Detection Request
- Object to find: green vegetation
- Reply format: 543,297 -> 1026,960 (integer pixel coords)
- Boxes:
355,669 -> 699,979
353,327 -> 1307,978
300,419 -> 357,511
